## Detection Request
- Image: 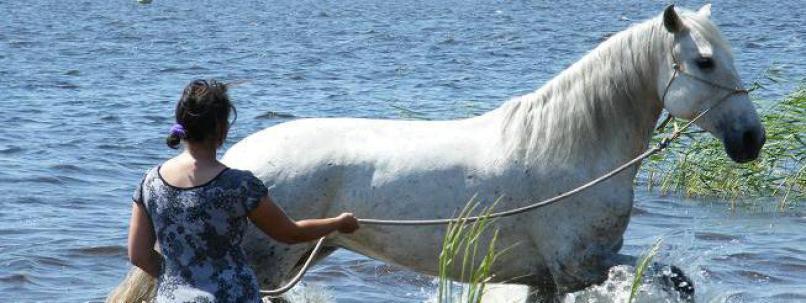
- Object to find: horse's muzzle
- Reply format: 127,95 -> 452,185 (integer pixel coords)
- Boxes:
724,125 -> 766,163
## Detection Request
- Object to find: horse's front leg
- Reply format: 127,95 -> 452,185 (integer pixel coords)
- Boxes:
525,277 -> 561,303
606,254 -> 694,301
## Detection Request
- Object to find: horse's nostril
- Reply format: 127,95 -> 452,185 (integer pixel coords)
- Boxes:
742,129 -> 758,146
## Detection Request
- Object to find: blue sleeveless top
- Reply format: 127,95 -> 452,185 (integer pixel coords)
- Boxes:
133,165 -> 267,303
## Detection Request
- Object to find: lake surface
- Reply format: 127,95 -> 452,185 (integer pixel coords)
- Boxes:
1,0 -> 803,302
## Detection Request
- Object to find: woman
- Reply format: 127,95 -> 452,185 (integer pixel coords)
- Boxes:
126,79 -> 359,302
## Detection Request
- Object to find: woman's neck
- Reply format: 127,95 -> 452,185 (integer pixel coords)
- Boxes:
183,142 -> 220,165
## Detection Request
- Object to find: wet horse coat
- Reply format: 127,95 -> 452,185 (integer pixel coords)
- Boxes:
222,5 -> 764,299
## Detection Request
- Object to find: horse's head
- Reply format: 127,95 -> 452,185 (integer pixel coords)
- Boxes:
656,4 -> 765,163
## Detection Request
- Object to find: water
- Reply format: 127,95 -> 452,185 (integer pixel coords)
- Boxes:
1,0 -> 803,302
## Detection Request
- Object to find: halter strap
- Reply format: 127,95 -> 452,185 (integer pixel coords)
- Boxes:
660,48 -> 749,122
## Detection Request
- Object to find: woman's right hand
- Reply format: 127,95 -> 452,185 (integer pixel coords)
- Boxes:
336,213 -> 359,233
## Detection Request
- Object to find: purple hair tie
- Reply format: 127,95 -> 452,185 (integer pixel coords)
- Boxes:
170,123 -> 187,138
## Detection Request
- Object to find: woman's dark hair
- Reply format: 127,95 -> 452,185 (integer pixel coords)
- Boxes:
166,79 -> 237,149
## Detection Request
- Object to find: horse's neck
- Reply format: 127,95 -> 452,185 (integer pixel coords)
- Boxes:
494,20 -> 668,171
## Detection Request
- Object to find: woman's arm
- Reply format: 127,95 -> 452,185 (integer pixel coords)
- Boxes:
247,195 -> 359,244
127,202 -> 161,277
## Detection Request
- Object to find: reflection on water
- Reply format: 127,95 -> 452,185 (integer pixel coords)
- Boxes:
1,0 -> 803,302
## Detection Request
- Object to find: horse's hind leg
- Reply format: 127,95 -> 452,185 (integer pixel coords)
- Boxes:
241,232 -> 320,295
244,231 -> 340,302
260,245 -> 339,303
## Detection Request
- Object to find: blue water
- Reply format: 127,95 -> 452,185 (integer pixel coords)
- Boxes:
1,0 -> 803,302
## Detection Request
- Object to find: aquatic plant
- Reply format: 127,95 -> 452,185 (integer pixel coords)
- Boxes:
628,238 -> 663,303
643,85 -> 805,208
437,197 -> 504,303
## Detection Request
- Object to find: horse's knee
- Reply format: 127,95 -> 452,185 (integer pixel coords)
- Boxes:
652,263 -> 695,301
546,254 -> 613,294
517,265 -> 563,302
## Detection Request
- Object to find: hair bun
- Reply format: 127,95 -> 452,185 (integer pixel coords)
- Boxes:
168,79 -> 236,149
166,134 -> 182,149
169,123 -> 187,138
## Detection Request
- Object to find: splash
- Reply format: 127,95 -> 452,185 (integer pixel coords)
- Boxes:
273,283 -> 334,303
565,265 -> 679,303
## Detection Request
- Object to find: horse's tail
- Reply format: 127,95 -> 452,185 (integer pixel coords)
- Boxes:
105,267 -> 156,303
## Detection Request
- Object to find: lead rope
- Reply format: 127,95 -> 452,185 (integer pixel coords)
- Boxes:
260,58 -> 749,297
259,237 -> 326,297
260,112 -> 691,298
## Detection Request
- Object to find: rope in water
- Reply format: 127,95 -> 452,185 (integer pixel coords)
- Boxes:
260,237 -> 326,296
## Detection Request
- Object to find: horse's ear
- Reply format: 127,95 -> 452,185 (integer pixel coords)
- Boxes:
663,5 -> 684,33
698,3 -> 712,18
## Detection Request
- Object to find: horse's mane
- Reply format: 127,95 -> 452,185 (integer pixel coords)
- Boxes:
493,9 -> 725,164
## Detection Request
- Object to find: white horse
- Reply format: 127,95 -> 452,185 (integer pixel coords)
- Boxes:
108,4 -> 765,303
221,4 -> 765,301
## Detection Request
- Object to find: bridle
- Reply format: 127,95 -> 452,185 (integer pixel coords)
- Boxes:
658,46 -> 750,127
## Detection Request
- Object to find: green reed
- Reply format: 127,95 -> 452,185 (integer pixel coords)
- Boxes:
643,85 -> 805,209
628,238 -> 664,303
437,197 -> 504,303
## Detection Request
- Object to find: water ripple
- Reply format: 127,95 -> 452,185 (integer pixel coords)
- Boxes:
0,273 -> 37,285
67,245 -> 128,258
2,0 -> 804,302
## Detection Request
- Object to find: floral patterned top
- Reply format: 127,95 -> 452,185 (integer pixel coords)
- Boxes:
133,165 -> 268,303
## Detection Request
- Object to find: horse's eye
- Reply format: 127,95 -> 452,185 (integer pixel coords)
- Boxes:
695,57 -> 715,70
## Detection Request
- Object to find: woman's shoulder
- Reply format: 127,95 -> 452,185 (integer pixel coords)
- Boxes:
138,165 -> 161,183
221,168 -> 268,207
132,165 -> 161,204
221,168 -> 262,184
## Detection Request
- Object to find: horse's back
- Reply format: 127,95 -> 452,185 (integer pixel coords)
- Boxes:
222,117 -> 498,216
225,117 -> 500,179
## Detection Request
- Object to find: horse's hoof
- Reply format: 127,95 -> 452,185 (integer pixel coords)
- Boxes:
653,263 -> 694,301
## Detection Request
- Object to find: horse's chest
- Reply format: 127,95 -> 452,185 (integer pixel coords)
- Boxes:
534,180 -> 634,255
